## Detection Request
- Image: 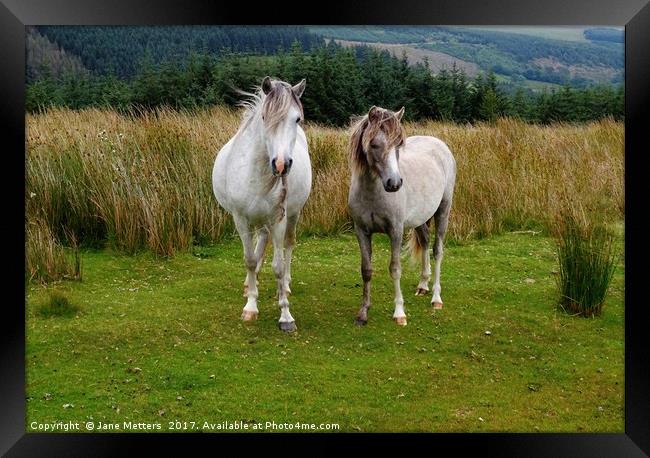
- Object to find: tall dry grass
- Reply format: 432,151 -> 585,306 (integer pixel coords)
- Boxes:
26,107 -> 624,257
26,217 -> 81,283
408,118 -> 624,240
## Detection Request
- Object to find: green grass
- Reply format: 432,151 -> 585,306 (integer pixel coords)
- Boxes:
26,232 -> 624,432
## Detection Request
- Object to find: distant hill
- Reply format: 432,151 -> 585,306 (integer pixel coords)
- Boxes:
584,27 -> 625,43
310,26 -> 624,90
34,26 -> 323,79
27,26 -> 623,94
328,39 -> 480,77
472,26 -> 589,42
26,27 -> 88,83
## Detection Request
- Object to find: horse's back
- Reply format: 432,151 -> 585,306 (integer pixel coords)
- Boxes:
404,135 -> 456,183
285,126 -> 312,217
400,135 -> 456,228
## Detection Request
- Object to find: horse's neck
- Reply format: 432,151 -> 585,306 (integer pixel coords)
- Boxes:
237,112 -> 270,179
355,169 -> 382,193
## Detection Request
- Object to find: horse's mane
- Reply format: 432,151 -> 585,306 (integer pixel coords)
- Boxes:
237,80 -> 304,132
348,107 -> 405,175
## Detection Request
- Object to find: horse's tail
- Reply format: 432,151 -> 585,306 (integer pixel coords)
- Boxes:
407,228 -> 425,262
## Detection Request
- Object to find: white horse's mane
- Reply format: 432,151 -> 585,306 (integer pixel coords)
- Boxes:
236,86 -> 264,123
235,81 -> 303,131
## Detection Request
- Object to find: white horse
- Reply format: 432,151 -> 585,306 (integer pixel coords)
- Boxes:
212,76 -> 311,332
348,106 -> 456,326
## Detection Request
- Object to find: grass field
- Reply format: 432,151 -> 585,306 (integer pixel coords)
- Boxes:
25,107 -> 624,433
26,230 -> 624,433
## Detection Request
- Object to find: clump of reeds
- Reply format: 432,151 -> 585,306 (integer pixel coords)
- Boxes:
26,218 -> 82,283
553,208 -> 617,317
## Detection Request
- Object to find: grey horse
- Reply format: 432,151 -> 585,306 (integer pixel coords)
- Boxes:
347,106 -> 456,326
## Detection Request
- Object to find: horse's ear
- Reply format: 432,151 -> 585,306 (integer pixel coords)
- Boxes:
395,106 -> 405,121
262,76 -> 273,95
292,79 -> 306,98
368,106 -> 380,122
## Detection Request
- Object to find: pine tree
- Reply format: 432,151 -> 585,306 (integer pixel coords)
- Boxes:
432,69 -> 454,120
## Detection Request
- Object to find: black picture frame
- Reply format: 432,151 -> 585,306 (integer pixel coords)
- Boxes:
2,0 -> 648,455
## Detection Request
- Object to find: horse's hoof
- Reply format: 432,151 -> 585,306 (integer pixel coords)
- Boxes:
279,321 -> 297,333
241,310 -> 258,322
393,316 -> 407,326
432,302 -> 443,310
415,287 -> 429,296
355,317 -> 368,326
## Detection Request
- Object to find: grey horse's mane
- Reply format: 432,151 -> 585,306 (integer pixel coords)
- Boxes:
348,107 -> 406,176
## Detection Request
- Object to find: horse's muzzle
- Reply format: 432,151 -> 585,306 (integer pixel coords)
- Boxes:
383,177 -> 403,192
272,158 -> 293,177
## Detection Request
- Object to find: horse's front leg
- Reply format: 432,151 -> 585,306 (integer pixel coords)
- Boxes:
389,226 -> 406,326
234,215 -> 259,321
271,218 -> 295,332
243,228 -> 269,297
283,215 -> 298,295
354,224 -> 372,325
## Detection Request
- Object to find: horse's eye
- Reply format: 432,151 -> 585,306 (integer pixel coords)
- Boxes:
296,117 -> 301,124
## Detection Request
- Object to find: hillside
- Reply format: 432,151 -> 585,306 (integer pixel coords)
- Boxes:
34,26 -> 323,79
25,26 -> 623,123
26,27 -> 89,83
310,26 -> 624,89
329,39 -> 480,76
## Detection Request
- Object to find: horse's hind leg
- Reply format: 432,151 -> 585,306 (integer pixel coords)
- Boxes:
255,228 -> 270,275
271,218 -> 295,332
233,215 -> 259,321
389,226 -> 407,326
431,199 -> 452,310
415,220 -> 432,296
243,228 -> 269,297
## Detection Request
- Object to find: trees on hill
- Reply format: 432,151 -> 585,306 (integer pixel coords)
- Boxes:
36,26 -> 322,79
26,42 -> 624,125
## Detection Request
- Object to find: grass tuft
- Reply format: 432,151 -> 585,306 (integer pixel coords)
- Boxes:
26,218 -> 82,283
554,210 -> 617,317
37,290 -> 79,318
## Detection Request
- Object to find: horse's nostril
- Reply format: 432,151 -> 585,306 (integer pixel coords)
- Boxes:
387,178 -> 393,189
288,158 -> 293,168
399,178 -> 403,187
271,158 -> 277,170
